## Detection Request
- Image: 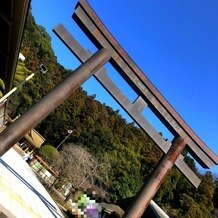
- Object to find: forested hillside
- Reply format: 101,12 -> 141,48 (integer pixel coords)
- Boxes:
9,8 -> 217,217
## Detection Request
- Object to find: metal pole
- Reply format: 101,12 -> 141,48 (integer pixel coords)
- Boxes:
0,48 -> 110,156
56,130 -> 73,150
123,137 -> 186,218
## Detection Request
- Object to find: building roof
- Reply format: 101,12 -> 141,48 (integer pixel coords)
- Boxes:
0,0 -> 30,128
6,116 -> 45,148
24,129 -> 45,149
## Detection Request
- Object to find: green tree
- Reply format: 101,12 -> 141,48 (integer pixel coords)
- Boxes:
179,194 -> 203,218
195,171 -> 215,212
37,144 -> 60,167
13,61 -> 32,86
213,177 -> 218,208
0,79 -> 5,97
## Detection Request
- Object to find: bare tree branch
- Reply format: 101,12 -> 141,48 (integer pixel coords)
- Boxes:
54,143 -> 111,202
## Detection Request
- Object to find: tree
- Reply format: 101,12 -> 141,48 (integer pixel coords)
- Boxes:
0,79 -> 5,97
37,144 -> 60,167
179,193 -> 203,218
195,171 -> 215,212
213,177 -> 218,208
54,143 -> 111,202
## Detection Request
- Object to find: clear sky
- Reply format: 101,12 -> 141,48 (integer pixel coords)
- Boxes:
31,0 -> 218,175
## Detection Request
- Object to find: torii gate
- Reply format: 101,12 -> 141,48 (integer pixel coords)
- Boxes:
0,0 -> 217,217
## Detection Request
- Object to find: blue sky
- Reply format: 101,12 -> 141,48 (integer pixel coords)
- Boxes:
31,0 -> 218,175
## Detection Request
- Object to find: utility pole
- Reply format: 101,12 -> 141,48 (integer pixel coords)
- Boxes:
56,130 -> 73,150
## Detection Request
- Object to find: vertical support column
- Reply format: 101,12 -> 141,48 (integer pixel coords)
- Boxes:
123,137 -> 186,218
0,48 -> 110,156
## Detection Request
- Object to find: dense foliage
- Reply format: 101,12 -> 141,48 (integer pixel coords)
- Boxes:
0,79 -> 5,97
9,9 -> 217,217
37,144 -> 60,166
